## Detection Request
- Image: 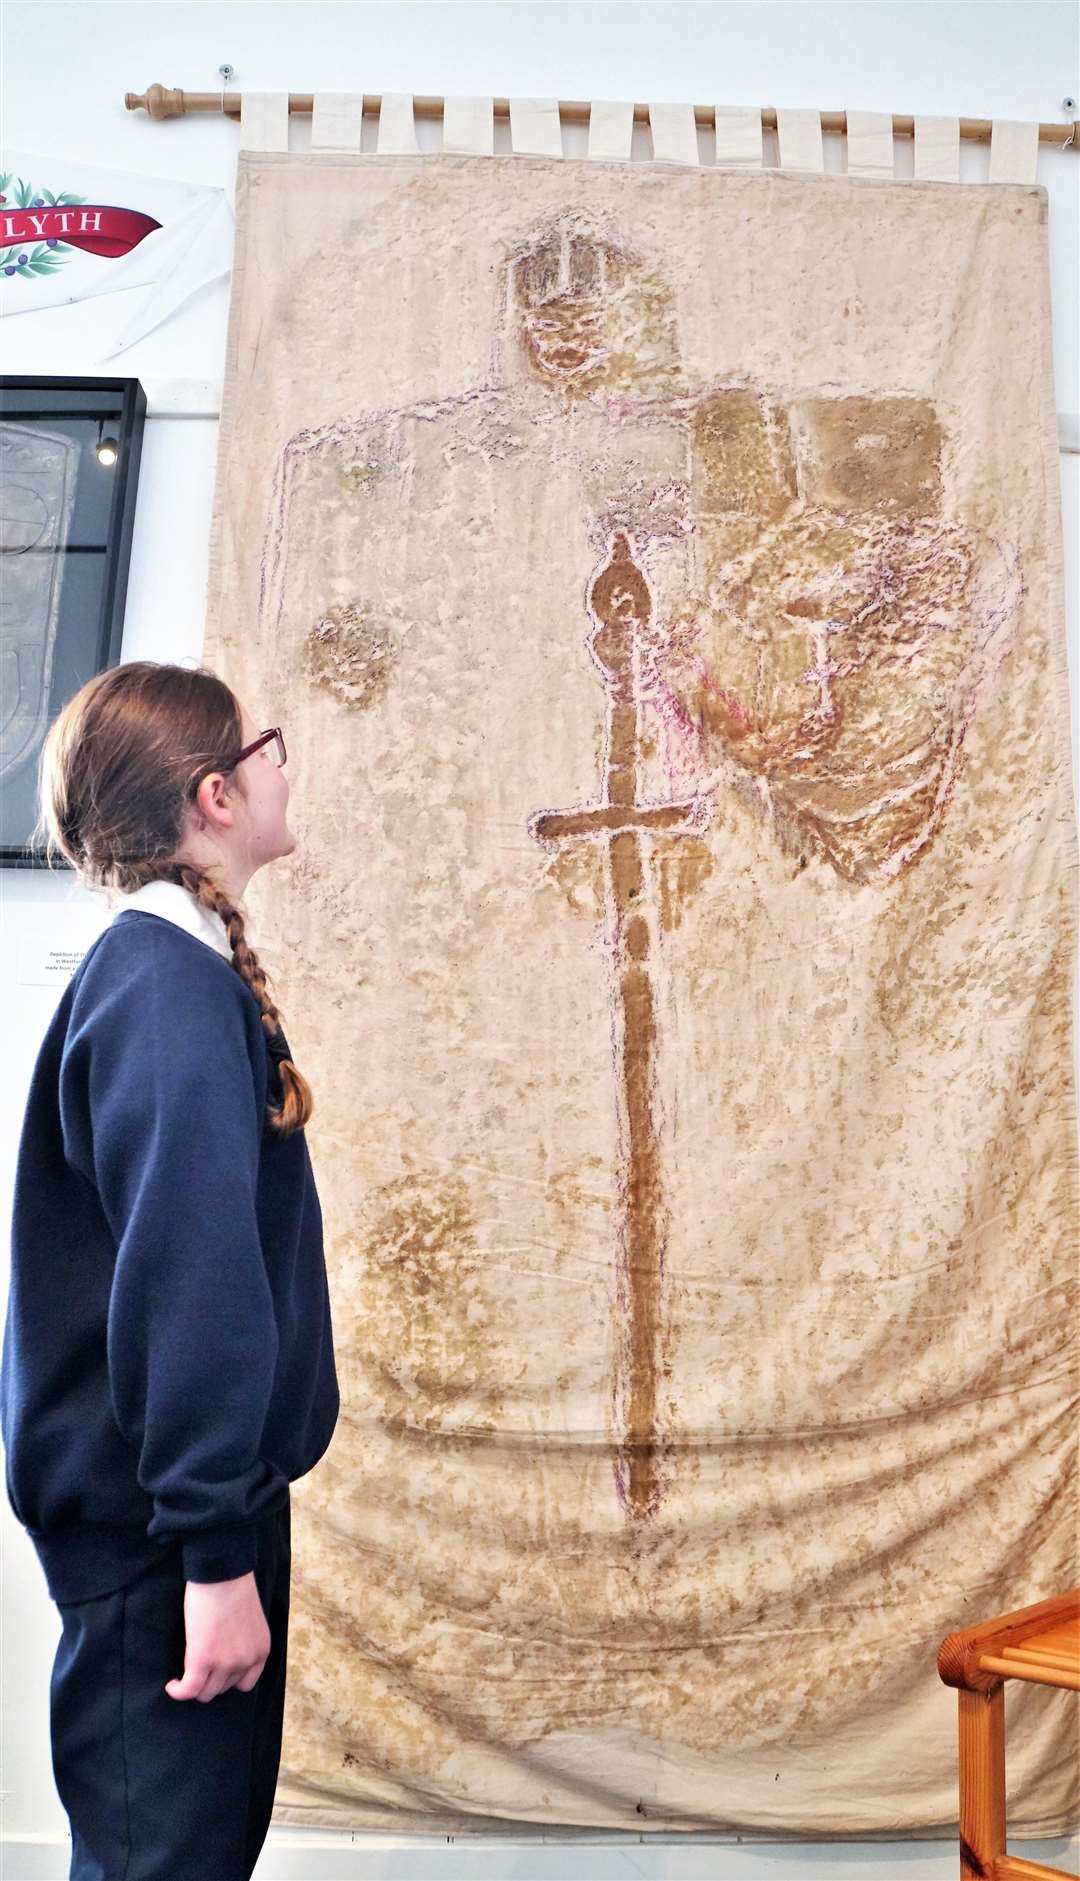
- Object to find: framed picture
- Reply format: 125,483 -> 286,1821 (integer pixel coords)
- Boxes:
1,375 -> 146,868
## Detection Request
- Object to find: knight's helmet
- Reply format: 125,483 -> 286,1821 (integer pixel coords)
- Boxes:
491,213 -> 679,394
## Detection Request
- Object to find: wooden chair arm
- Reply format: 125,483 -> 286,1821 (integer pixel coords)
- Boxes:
938,1590 -> 1080,1694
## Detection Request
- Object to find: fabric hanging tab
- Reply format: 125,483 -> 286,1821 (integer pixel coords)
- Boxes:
239,93 -> 290,153
776,108 -> 825,171
587,100 -> 635,161
649,104 -> 701,166
442,96 -> 495,155
846,110 -> 895,179
311,94 -> 365,151
377,94 -> 420,154
508,98 -> 564,157
713,105 -> 764,168
914,116 -> 961,182
988,119 -> 1041,184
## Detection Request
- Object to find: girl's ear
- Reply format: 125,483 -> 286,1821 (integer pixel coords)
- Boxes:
193,769 -> 236,830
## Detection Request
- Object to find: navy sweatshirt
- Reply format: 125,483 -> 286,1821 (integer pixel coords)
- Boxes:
1,909 -> 340,1604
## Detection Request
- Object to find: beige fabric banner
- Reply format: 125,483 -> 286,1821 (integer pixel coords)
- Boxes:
204,150 -> 1079,1838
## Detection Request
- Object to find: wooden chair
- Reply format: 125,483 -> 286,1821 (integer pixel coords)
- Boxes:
938,1589 -> 1080,1880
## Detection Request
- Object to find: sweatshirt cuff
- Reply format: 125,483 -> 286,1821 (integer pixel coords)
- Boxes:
181,1523 -> 259,1584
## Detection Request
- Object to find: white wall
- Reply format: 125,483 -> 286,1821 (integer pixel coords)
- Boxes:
2,5 -> 1078,1876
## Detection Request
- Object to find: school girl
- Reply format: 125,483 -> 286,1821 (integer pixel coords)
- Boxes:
1,659 -> 340,1879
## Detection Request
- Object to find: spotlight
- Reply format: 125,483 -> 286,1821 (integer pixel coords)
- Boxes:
95,417 -> 119,466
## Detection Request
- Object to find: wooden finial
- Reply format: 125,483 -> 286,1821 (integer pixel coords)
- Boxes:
125,84 -> 187,119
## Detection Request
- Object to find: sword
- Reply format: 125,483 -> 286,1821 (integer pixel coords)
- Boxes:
528,530 -> 705,1520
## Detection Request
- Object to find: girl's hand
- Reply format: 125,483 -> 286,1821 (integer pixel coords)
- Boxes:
164,1572 -> 271,1702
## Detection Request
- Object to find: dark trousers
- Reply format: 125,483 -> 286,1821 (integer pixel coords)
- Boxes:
48,1496 -> 291,1881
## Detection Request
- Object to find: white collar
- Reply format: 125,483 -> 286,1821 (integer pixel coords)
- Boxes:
111,880 -> 234,963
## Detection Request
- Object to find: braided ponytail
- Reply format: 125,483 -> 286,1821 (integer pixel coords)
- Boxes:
165,860 -> 314,1138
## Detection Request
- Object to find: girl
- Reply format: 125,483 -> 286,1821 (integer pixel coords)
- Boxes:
1,660 -> 340,1879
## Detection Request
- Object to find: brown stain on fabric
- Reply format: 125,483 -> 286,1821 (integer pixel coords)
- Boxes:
355,1175 -> 511,1434
654,836 -> 714,932
290,1420 -> 983,1763
792,395 -> 944,515
304,602 -> 400,709
545,1155 -> 612,1241
338,457 -> 384,498
541,846 -> 606,919
694,389 -> 798,522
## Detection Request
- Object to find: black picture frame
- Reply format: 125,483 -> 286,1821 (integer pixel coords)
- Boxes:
1,375 -> 147,868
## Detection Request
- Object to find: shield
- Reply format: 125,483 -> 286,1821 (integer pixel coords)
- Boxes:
0,421 -> 78,780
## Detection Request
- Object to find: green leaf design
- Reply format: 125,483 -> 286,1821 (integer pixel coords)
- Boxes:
0,181 -> 84,280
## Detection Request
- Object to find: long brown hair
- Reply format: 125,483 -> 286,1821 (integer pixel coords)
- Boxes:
34,660 -> 313,1139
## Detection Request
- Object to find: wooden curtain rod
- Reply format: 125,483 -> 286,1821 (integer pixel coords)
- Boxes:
124,86 -> 1079,148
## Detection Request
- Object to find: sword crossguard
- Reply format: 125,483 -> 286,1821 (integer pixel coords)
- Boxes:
528,799 -> 705,848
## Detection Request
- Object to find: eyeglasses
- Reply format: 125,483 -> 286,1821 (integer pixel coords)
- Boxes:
228,727 -> 287,771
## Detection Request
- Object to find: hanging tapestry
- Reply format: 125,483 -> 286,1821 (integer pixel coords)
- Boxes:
203,149 -> 1079,1836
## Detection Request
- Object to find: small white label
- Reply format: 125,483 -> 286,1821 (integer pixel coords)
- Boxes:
17,933 -> 96,986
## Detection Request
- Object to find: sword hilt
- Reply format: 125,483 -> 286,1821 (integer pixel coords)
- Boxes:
587,531 -> 651,695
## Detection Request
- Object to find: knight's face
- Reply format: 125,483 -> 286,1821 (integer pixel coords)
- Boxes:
520,299 -> 610,382
510,229 -> 632,386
